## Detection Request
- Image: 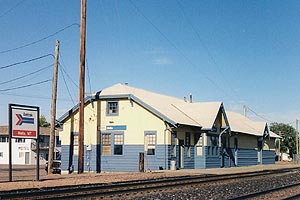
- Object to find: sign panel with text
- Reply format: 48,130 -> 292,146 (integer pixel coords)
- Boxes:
10,105 -> 39,139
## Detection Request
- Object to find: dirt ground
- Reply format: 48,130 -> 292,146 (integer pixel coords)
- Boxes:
0,162 -> 298,192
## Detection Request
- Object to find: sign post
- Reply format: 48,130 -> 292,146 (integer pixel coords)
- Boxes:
9,104 -> 40,181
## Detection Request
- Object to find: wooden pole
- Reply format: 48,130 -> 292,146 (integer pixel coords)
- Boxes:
296,119 -> 299,155
278,131 -> 281,161
8,105 -> 12,182
48,40 -> 60,174
78,0 -> 87,174
243,105 -> 247,117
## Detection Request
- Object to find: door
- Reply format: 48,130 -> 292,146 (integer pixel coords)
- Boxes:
25,152 -> 30,164
221,136 -> 227,167
179,140 -> 184,168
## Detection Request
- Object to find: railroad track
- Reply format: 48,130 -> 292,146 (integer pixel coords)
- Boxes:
229,182 -> 300,200
0,167 -> 299,199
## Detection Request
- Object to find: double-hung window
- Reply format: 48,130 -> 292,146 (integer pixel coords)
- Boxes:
102,133 -> 124,156
145,132 -> 156,155
107,101 -> 119,116
72,132 -> 79,155
102,134 -> 111,155
113,134 -> 124,155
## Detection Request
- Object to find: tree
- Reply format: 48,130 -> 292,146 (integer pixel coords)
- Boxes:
270,122 -> 296,157
40,115 -> 50,127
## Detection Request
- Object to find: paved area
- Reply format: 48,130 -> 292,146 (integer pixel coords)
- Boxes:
0,162 -> 299,192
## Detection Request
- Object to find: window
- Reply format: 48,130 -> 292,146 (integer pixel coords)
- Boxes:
72,132 -> 79,155
102,134 -> 111,155
185,132 -> 191,157
0,152 -> 3,157
195,133 -> 202,156
19,152 -> 24,158
102,133 -> 124,156
107,101 -> 119,115
114,134 -> 123,155
0,136 -> 7,142
15,138 -> 25,143
145,133 -> 156,155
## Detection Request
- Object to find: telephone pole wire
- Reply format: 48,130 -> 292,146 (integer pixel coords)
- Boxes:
48,40 -> 60,174
78,0 -> 87,174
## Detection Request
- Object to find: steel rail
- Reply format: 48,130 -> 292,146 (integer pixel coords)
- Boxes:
282,193 -> 300,200
228,182 -> 300,200
0,167 -> 299,199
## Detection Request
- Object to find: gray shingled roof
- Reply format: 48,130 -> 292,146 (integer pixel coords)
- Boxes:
226,111 -> 281,138
100,83 -> 224,129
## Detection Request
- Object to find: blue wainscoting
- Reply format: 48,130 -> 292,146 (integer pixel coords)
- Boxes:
184,146 -> 195,169
61,145 -> 69,171
237,149 -> 258,166
262,150 -> 275,164
101,145 -> 144,172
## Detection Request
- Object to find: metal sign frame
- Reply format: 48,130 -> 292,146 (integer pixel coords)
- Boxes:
8,104 -> 40,182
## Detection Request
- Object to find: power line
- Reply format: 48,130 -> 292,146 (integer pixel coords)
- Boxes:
86,57 -> 92,95
0,23 -> 80,54
59,64 -> 75,105
58,52 -> 79,88
129,1 -> 275,126
0,92 -> 73,102
247,106 -> 274,123
128,0 -> 237,103
176,0 -> 241,103
0,79 -> 51,92
0,54 -> 54,70
0,63 -> 53,86
0,0 -> 26,19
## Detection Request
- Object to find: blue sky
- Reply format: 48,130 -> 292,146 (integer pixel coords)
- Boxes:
0,0 -> 300,127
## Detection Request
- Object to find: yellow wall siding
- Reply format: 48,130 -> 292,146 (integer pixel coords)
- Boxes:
235,134 -> 257,149
61,103 -> 98,145
173,126 -> 203,145
99,99 -> 167,145
264,138 -> 276,150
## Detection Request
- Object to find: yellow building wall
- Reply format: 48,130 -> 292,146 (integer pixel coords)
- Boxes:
234,134 -> 257,149
99,99 -> 168,145
264,138 -> 276,150
61,103 -> 98,146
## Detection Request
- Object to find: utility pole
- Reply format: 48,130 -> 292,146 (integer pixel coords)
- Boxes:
243,105 -> 247,117
78,0 -> 87,174
48,40 -> 60,174
296,120 -> 298,155
278,131 -> 281,161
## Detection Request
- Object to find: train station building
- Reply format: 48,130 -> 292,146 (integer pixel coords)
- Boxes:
59,83 -> 280,173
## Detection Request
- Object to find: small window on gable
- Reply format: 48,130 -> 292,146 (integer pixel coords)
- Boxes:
107,101 -> 119,116
0,152 -> 3,157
